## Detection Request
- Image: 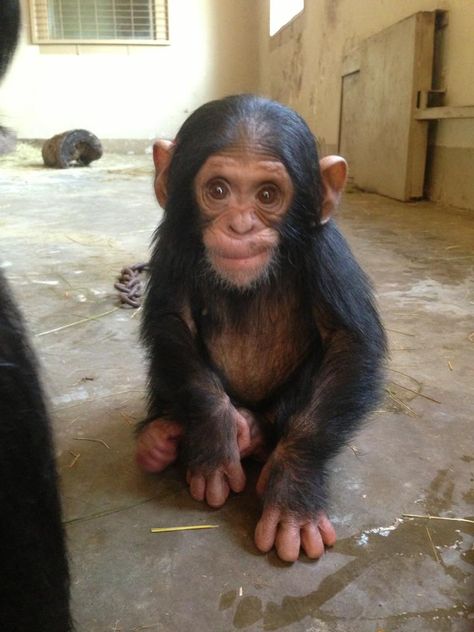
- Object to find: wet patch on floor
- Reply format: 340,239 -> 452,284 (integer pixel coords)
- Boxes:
219,516 -> 473,630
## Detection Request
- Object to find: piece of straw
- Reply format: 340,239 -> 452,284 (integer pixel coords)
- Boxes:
68,451 -> 81,468
73,437 -> 111,449
425,526 -> 441,563
403,513 -> 474,525
386,328 -> 416,337
150,525 -> 219,533
36,308 -> 119,337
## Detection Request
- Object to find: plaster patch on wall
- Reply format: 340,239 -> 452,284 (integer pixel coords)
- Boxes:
288,33 -> 304,99
324,0 -> 340,28
272,33 -> 304,106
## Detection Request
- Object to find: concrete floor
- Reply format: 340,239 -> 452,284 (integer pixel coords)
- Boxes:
1,146 -> 473,632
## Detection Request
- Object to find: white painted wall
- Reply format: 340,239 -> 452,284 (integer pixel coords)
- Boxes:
0,0 -> 259,140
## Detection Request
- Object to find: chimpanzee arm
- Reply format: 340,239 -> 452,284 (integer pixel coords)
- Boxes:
141,291 -> 251,504
256,328 -> 384,560
267,328 -> 382,490
255,224 -> 387,560
144,308 -> 238,465
140,233 -> 235,459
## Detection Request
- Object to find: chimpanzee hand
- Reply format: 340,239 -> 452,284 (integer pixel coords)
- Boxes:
254,455 -> 336,561
186,408 -> 252,507
186,460 -> 245,507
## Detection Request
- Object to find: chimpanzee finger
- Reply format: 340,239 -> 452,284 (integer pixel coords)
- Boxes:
225,461 -> 246,493
254,507 -> 280,553
301,522 -> 325,559
206,470 -> 230,507
188,472 -> 206,502
317,513 -> 337,547
275,521 -> 301,562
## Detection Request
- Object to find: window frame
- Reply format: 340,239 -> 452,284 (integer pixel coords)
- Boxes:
28,0 -> 170,46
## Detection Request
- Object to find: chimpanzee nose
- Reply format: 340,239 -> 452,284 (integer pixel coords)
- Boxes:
228,210 -> 255,235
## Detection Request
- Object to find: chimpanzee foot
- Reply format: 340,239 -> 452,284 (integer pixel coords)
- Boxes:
136,419 -> 183,473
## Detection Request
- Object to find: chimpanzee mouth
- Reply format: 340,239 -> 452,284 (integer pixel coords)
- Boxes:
203,240 -> 281,292
210,244 -> 271,262
216,252 -> 264,261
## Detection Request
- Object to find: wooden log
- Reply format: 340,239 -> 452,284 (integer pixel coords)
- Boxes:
42,129 -> 103,168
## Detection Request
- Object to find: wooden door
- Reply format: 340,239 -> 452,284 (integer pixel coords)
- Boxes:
339,12 -> 436,201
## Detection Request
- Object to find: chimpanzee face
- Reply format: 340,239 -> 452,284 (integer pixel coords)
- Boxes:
194,146 -> 294,289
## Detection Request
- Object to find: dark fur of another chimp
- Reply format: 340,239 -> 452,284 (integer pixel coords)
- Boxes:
0,2 -> 72,629
0,0 -> 20,77
0,273 -> 72,631
137,94 -> 386,562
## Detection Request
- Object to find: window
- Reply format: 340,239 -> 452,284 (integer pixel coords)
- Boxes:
29,0 -> 169,44
269,0 -> 304,36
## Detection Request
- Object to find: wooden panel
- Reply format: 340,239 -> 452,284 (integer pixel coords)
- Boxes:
339,12 -> 436,201
415,105 -> 474,120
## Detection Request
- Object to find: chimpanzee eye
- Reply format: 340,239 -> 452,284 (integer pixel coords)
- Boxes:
207,180 -> 229,200
257,185 -> 280,206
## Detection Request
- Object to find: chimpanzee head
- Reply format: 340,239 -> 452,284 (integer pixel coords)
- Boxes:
153,95 -> 347,289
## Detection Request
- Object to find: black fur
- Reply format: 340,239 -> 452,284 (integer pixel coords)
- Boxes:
141,94 -> 386,517
1,3 -> 72,628
0,0 -> 20,78
0,273 -> 72,631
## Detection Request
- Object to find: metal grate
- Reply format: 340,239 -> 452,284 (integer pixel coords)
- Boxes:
30,0 -> 169,44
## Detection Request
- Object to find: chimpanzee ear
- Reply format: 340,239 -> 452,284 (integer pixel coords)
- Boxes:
319,156 -> 348,224
153,139 -> 175,208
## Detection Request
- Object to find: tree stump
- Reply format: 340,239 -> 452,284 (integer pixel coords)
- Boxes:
42,129 -> 103,168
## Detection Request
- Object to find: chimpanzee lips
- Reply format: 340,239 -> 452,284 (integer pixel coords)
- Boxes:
217,251 -> 263,261
210,242 -> 271,261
